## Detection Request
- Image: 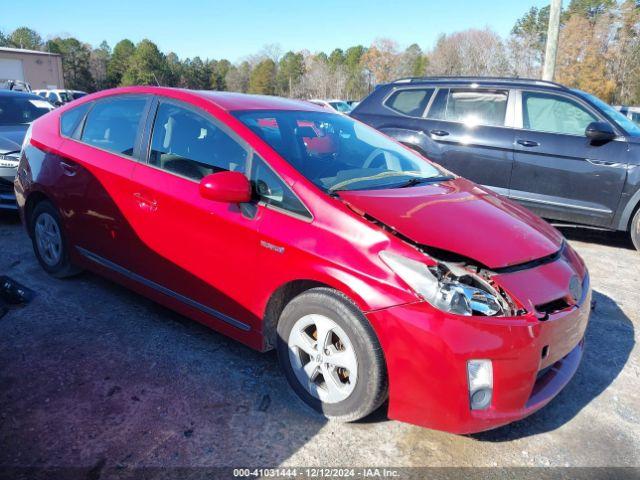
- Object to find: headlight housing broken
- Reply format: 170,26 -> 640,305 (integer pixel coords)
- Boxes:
380,251 -> 515,317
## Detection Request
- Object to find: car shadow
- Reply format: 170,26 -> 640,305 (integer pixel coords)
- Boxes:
554,224 -> 635,250
471,289 -> 634,441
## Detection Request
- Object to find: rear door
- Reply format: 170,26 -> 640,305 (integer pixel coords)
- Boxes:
511,89 -> 628,227
420,86 -> 516,195
58,94 -> 151,270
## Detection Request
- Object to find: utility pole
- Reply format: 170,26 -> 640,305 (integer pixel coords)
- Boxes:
542,0 -> 562,81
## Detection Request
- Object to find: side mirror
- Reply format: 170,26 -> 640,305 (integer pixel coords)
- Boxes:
585,121 -> 616,142
199,171 -> 251,203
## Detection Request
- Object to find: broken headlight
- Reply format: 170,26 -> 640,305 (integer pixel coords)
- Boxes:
380,251 -> 514,317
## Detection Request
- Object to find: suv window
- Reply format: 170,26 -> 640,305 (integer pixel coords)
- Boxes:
251,155 -> 311,219
81,96 -> 146,156
149,102 -> 249,181
60,102 -> 91,137
385,88 -> 434,116
428,88 -> 509,126
522,92 -> 597,136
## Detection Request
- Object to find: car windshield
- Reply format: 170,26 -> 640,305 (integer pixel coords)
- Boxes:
577,90 -> 640,137
330,101 -> 351,113
0,96 -> 54,125
233,110 -> 446,192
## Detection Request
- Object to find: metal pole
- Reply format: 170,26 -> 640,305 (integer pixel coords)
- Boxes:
542,0 -> 562,81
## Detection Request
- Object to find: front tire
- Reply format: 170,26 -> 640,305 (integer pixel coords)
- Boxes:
631,208 -> 640,252
277,288 -> 388,421
30,200 -> 80,278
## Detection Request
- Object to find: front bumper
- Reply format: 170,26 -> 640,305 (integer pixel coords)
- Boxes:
0,166 -> 18,210
367,267 -> 591,434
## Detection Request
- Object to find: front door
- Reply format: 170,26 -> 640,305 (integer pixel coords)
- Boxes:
127,98 -> 262,334
511,90 -> 628,227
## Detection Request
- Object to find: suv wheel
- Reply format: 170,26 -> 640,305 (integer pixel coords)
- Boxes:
30,200 -> 81,278
631,208 -> 640,252
277,288 -> 388,421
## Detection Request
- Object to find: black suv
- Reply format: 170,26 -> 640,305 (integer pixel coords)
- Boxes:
351,77 -> 640,250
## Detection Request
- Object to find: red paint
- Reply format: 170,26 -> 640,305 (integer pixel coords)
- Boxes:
199,171 -> 252,203
15,86 -> 591,433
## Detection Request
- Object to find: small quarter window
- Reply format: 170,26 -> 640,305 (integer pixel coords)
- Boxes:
60,102 -> 91,138
251,156 -> 311,220
81,96 -> 147,157
385,88 -> 434,116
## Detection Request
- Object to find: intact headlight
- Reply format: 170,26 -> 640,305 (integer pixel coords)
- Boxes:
380,251 -> 514,317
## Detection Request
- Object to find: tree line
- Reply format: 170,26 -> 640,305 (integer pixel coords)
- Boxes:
1,0 -> 638,104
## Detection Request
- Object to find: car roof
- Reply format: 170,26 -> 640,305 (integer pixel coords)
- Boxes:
74,87 -> 332,113
0,89 -> 42,99
195,90 -> 326,112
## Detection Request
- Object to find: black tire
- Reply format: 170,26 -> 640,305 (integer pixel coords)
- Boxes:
29,200 -> 81,278
631,208 -> 640,252
277,287 -> 388,421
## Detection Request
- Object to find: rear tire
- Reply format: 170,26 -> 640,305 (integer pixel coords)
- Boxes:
631,208 -> 640,252
30,200 -> 80,278
277,287 -> 388,421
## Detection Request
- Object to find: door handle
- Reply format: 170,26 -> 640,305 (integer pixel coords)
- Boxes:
59,161 -> 77,176
133,192 -> 158,211
429,129 -> 450,137
517,139 -> 540,147
586,159 -> 623,168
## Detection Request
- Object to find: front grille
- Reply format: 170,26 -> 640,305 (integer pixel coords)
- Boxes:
0,178 -> 14,193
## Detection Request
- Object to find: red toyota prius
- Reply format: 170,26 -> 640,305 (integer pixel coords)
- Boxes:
14,87 -> 591,434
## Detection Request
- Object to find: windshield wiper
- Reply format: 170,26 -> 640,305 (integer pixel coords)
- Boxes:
395,175 -> 453,188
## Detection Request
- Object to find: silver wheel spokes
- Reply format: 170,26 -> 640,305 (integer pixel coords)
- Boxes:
288,314 -> 358,404
35,213 -> 62,266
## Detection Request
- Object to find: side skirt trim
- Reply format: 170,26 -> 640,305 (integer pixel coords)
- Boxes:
76,246 -> 251,331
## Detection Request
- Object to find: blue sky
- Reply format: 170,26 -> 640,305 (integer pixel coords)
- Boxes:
2,0 -> 554,61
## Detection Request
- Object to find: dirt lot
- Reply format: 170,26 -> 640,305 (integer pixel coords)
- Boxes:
1,211 -> 639,475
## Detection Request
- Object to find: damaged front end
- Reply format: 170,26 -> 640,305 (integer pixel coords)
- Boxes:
380,250 -> 522,318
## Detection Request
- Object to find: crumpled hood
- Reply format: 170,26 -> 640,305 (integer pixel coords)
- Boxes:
338,177 -> 564,269
0,125 -> 28,154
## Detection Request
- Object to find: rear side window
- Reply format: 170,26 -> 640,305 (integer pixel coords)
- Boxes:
60,102 -> 91,137
81,96 -> 147,157
149,102 -> 249,181
385,88 -> 434,116
522,92 -> 597,136
428,88 -> 509,127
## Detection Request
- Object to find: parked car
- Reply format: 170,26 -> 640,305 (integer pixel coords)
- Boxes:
351,76 -> 640,250
615,105 -> 640,126
0,80 -> 32,92
346,100 -> 360,109
16,87 -> 591,434
33,89 -> 87,107
0,89 -> 54,209
308,99 -> 352,114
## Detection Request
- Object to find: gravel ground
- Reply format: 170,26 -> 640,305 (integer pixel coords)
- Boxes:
0,211 -> 639,475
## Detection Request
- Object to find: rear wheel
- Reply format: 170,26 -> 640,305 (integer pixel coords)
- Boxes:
30,200 -> 80,278
631,208 -> 640,252
277,288 -> 388,421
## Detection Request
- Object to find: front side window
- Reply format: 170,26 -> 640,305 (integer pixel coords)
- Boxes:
429,88 -> 508,127
81,96 -> 147,156
575,90 -> 640,137
149,102 -> 248,181
522,92 -> 598,136
0,96 -> 53,125
251,156 -> 311,219
385,88 -> 434,117
233,110 -> 445,193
